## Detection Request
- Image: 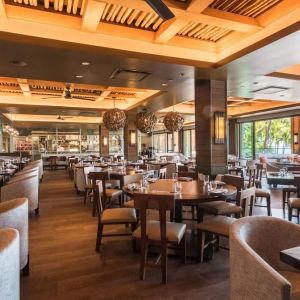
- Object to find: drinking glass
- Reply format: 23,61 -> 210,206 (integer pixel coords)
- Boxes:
210,181 -> 217,191
176,182 -> 182,194
204,175 -> 210,184
172,172 -> 178,182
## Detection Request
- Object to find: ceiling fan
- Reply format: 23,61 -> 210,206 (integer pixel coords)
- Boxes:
57,115 -> 73,121
42,83 -> 95,101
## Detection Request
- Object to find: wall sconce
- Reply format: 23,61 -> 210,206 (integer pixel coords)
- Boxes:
102,136 -> 108,147
214,112 -> 225,144
294,133 -> 298,144
129,130 -> 136,147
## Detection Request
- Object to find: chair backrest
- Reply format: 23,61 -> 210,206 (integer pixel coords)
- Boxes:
223,174 -> 244,191
88,172 -> 109,206
75,167 -> 86,192
0,228 -> 20,300
83,166 -> 95,185
165,163 -> 176,179
237,187 -> 255,217
230,216 -> 300,300
246,167 -> 256,188
215,174 -> 224,181
293,175 -> 300,197
159,168 -> 167,179
1,175 -> 39,211
134,193 -> 175,243
178,171 -> 198,180
255,163 -> 264,181
123,173 -> 142,185
178,165 -> 188,172
0,198 -> 28,270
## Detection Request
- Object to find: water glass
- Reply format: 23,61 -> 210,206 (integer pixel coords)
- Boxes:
204,175 -> 210,184
172,172 -> 178,182
175,182 -> 182,194
210,181 -> 217,191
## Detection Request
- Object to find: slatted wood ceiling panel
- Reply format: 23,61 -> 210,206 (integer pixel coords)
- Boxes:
209,0 -> 283,18
177,22 -> 231,42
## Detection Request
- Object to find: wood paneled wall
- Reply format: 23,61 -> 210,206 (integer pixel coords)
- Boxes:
99,125 -> 109,156
228,119 -> 238,156
124,115 -> 138,161
195,79 -> 227,175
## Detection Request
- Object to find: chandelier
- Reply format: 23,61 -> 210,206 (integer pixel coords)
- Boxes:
103,108 -> 127,131
163,111 -> 184,132
3,124 -> 19,136
136,111 -> 157,133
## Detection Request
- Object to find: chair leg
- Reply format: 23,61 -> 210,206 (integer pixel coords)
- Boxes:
35,207 -> 39,215
249,198 -> 254,216
198,230 -> 205,263
288,206 -> 293,221
84,189 -> 88,205
161,243 -> 168,284
267,196 -> 272,216
22,255 -> 30,276
140,240 -> 148,281
181,234 -> 186,264
95,223 -> 103,252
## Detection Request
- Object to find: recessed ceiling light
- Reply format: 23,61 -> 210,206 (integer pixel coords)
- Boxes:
253,82 -> 259,84
168,79 -> 173,82
76,75 -> 83,78
162,82 -> 168,86
10,60 -> 27,67
81,61 -> 90,66
179,73 -> 184,77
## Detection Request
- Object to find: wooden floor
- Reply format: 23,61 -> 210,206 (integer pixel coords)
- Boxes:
21,170 -> 286,300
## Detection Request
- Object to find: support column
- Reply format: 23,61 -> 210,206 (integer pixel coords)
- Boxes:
99,125 -> 109,157
195,79 -> 227,175
124,114 -> 138,161
228,119 -> 238,156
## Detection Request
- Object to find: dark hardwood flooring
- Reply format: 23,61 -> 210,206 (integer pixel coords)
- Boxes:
21,170 -> 286,300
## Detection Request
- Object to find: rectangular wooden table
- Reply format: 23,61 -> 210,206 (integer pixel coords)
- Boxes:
267,172 -> 294,187
280,246 -> 300,270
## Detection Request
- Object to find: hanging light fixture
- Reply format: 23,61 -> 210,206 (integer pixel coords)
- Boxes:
102,99 -> 127,131
163,111 -> 184,132
136,111 -> 157,133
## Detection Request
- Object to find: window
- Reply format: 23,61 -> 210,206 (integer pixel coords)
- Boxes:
255,118 -> 291,155
240,122 -> 253,159
239,117 -> 292,158
109,129 -> 124,155
153,133 -> 166,153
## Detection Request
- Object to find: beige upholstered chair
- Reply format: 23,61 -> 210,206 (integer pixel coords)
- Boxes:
230,216 -> 300,300
24,159 -> 43,182
92,177 -> 137,252
0,198 -> 29,275
133,193 -> 186,284
1,175 -> 39,214
197,187 -> 255,262
0,228 -> 20,300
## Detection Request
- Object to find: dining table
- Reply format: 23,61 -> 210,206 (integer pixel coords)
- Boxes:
123,179 -> 236,223
280,246 -> 300,270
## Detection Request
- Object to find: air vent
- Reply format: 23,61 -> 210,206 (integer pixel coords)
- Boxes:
251,86 -> 289,94
109,68 -> 151,81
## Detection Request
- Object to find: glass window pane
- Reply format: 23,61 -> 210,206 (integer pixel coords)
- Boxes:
240,123 -> 253,159
255,118 -> 291,156
183,130 -> 191,157
191,129 -> 196,158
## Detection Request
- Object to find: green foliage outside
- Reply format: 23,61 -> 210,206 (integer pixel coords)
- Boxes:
240,118 -> 291,158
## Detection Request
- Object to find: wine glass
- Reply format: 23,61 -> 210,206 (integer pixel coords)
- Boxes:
172,172 -> 178,182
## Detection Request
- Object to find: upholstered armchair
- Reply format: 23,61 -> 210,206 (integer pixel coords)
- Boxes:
1,175 -> 39,214
230,216 -> 300,300
0,198 -> 29,275
0,228 -> 20,300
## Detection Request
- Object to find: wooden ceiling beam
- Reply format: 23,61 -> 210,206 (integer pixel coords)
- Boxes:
17,79 -> 31,98
81,0 -> 106,32
97,0 -> 261,33
155,18 -> 189,44
0,0 -> 6,17
187,0 -> 215,13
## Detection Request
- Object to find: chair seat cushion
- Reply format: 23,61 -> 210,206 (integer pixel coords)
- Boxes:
198,201 -> 242,215
255,188 -> 270,198
133,220 -> 186,243
288,198 -> 300,209
104,188 -> 122,198
197,215 -> 236,236
280,271 -> 300,299
101,208 -> 137,224
123,199 -> 134,208
283,186 -> 297,193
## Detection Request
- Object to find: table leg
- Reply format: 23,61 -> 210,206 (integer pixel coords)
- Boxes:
175,201 -> 182,223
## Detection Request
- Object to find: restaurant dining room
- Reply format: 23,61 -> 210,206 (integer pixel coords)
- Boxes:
1,0 -> 300,299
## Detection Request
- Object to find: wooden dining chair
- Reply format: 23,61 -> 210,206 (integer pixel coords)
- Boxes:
197,175 -> 245,220
89,173 -> 137,252
132,193 -> 186,284
88,172 -> 123,217
83,166 -> 95,204
254,163 -> 264,188
287,175 -> 300,223
197,187 -> 255,262
177,171 -> 198,180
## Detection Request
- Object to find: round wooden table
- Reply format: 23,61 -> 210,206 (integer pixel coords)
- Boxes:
123,179 -> 236,222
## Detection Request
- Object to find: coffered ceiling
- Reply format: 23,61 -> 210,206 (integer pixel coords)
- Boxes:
0,0 -> 299,66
